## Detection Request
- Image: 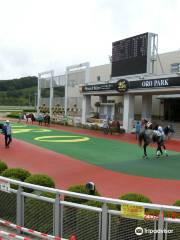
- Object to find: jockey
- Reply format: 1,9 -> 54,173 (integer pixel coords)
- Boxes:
153,125 -> 165,141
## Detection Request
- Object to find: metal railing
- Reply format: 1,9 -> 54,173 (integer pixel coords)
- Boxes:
0,176 -> 180,240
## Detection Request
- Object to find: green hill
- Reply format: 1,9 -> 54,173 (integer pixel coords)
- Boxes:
0,76 -> 64,106
0,76 -> 37,106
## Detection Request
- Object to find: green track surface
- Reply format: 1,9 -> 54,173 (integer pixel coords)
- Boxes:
7,123 -> 180,180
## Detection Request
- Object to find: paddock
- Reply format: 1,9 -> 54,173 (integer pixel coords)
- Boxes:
0,120 -> 180,204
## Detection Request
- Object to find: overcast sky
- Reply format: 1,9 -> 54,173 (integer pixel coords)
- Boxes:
0,0 -> 180,79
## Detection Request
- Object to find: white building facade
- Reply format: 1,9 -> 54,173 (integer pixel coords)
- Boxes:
38,50 -> 180,132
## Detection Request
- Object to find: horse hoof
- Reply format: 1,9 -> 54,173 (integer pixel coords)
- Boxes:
143,155 -> 148,159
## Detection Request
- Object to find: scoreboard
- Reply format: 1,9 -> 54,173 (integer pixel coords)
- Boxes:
111,33 -> 149,77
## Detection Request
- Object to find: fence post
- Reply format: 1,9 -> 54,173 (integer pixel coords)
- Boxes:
16,186 -> 23,233
101,203 -> 108,240
54,193 -> 60,237
157,209 -> 164,240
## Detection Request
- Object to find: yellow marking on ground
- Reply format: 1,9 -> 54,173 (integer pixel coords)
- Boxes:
34,135 -> 90,143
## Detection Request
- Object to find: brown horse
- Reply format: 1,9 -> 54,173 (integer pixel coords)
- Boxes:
26,113 -> 35,124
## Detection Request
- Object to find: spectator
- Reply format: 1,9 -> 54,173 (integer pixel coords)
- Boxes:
135,121 -> 141,139
2,120 -> 12,148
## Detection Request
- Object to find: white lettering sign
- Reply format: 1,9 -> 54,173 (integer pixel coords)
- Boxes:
142,79 -> 169,88
0,180 -> 10,193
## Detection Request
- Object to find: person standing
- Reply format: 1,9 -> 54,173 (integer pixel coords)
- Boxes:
2,120 -> 12,148
135,121 -> 141,139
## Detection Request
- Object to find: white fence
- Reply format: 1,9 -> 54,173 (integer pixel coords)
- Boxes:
0,176 -> 180,240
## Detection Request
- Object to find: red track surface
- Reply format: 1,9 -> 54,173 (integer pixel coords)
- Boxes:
0,120 -> 180,205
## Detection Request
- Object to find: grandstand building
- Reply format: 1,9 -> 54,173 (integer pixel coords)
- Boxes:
38,49 -> 180,132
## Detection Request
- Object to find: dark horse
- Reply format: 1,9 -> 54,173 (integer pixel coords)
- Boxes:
44,114 -> 50,126
138,125 -> 174,158
26,113 -> 35,124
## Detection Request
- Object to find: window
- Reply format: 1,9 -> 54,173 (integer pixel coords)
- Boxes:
97,76 -> 101,81
171,63 -> 180,73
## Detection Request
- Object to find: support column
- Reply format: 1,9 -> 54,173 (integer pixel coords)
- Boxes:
82,95 -> 91,124
49,71 -> 54,118
37,74 -> 41,114
123,94 -> 135,133
141,95 -> 152,121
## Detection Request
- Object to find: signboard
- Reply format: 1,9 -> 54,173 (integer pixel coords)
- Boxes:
81,76 -> 180,93
121,204 -> 145,219
0,180 -> 10,193
111,33 -> 149,77
116,79 -> 129,92
129,77 -> 180,89
82,83 -> 115,92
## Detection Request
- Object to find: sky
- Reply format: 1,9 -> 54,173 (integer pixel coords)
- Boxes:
0,0 -> 180,79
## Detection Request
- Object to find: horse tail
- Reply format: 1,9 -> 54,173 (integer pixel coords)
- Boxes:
138,131 -> 144,147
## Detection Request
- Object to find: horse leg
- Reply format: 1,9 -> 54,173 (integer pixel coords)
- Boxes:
143,144 -> 148,159
156,145 -> 162,157
163,144 -> 168,156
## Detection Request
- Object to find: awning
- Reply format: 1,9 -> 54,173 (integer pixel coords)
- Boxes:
156,94 -> 180,99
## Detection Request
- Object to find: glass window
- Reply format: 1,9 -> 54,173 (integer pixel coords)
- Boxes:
171,63 -> 180,73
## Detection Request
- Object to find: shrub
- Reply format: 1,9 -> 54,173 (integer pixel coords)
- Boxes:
120,192 -> 152,203
6,113 -> 19,119
0,161 -> 8,174
118,192 -> 152,211
2,168 -> 30,181
25,174 -> 55,189
173,200 -> 180,207
64,184 -> 100,204
8,177 -> 21,190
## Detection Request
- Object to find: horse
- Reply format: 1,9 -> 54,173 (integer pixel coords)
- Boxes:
102,120 -> 121,135
26,113 -> 35,124
44,114 -> 50,126
138,124 -> 174,158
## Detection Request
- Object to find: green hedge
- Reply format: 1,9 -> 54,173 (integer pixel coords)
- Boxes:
0,161 -> 8,174
120,192 -> 152,203
24,174 -> 55,192
6,113 -> 19,119
64,184 -> 100,204
2,168 -> 31,181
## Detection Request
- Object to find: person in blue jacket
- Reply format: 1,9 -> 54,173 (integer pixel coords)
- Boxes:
2,120 -> 12,148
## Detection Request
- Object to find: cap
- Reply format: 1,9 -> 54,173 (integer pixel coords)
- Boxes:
6,120 -> 10,123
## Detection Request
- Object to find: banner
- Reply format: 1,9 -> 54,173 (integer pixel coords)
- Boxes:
121,204 -> 145,219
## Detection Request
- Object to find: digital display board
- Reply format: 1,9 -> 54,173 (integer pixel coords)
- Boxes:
111,33 -> 149,77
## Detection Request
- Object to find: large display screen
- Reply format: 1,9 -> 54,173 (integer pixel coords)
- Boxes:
111,33 -> 148,77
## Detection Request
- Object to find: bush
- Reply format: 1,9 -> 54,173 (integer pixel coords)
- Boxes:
173,200 -> 180,207
23,109 -> 35,113
120,192 -> 152,203
2,168 -> 30,181
7,177 -> 21,190
0,161 -> 8,174
64,184 -> 100,204
6,113 -> 19,119
25,174 -> 55,189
